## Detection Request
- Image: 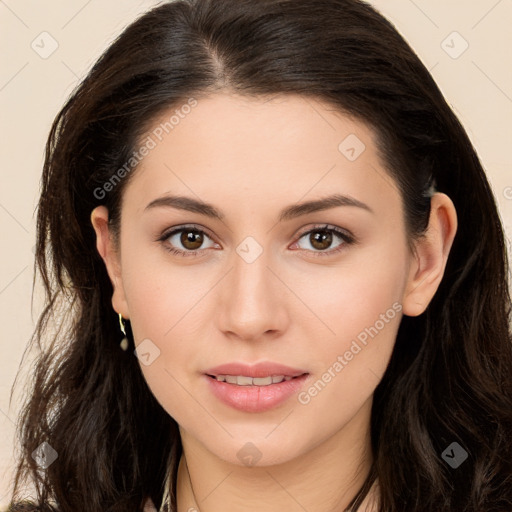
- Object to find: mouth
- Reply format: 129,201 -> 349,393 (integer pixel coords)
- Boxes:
204,370 -> 311,413
205,373 -> 308,386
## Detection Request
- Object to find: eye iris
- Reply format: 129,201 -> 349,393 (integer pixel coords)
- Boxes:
310,230 -> 332,250
181,230 -> 203,250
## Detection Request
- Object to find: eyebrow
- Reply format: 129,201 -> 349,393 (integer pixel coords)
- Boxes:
144,193 -> 373,221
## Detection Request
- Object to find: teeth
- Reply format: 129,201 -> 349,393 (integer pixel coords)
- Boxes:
213,374 -> 296,386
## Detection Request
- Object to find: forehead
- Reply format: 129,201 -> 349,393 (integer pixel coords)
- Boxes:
123,92 -> 400,219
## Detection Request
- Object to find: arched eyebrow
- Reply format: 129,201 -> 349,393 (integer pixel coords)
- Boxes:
278,193 -> 374,220
144,193 -> 374,221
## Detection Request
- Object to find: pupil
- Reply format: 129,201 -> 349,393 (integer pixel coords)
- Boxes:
312,230 -> 332,250
181,230 -> 203,250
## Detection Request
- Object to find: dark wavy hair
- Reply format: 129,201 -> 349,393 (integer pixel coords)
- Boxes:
7,0 -> 512,510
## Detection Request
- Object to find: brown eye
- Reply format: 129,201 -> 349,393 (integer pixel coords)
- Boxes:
180,229 -> 204,250
293,225 -> 354,257
309,230 -> 333,251
161,225 -> 217,256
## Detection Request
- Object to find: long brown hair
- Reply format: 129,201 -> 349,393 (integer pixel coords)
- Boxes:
8,0 -> 512,510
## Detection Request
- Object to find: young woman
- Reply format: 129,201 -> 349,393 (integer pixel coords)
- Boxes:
8,0 -> 512,511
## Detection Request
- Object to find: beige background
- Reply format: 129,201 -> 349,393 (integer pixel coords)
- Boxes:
1,0 -> 511,505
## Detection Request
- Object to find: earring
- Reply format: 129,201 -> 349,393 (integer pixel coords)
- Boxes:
119,313 -> 129,351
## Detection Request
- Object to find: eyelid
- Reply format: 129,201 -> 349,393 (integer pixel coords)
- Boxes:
158,223 -> 354,242
159,223 -> 216,242
295,223 -> 355,244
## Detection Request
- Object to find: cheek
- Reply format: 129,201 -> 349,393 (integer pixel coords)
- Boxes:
292,241 -> 407,410
297,236 -> 407,345
120,241 -> 210,340
119,254 -> 218,412
295,276 -> 403,434
122,263 -> 203,417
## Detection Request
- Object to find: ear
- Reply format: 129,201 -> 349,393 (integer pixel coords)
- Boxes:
90,206 -> 130,319
402,192 -> 458,317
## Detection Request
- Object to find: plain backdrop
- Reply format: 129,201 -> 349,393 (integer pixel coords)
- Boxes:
1,0 -> 511,505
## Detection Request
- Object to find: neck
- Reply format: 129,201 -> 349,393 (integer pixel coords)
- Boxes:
176,397 -> 378,512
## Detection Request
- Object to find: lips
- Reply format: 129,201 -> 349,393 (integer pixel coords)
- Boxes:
203,361 -> 310,412
204,372 -> 310,412
205,361 -> 308,379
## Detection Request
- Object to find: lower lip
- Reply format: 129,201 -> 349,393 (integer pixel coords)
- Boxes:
204,373 -> 310,413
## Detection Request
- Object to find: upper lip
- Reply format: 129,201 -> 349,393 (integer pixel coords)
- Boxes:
205,361 -> 308,378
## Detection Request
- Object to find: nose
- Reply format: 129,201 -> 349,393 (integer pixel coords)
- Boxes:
216,246 -> 290,342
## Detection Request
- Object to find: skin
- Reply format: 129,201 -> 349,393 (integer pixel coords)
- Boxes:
91,92 -> 457,512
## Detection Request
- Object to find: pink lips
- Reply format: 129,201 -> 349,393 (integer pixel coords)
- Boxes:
204,361 -> 310,413
205,361 -> 307,378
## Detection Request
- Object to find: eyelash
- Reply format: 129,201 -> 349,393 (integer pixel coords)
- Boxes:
157,224 -> 356,259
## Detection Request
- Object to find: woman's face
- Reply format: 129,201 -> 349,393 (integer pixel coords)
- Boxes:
92,92 -> 446,467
